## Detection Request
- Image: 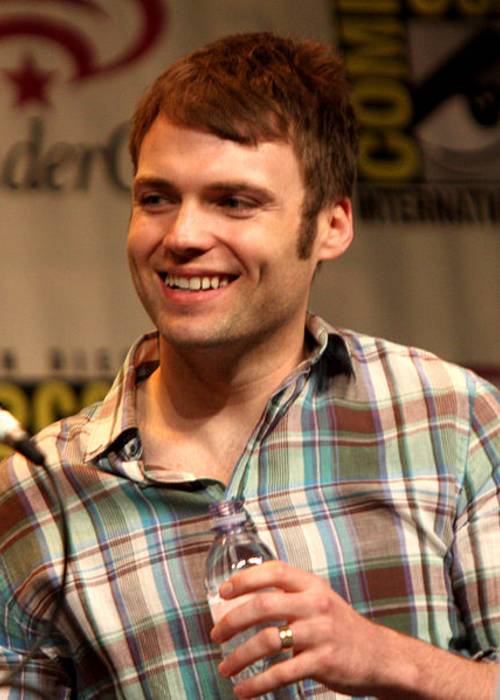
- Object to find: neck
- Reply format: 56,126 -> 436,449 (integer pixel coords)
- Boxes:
144,322 -> 309,429
135,322 -> 312,479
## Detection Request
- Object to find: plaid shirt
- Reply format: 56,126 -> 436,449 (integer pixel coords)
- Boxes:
0,315 -> 499,699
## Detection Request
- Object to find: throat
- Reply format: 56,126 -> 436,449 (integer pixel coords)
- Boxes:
136,371 -> 264,483
139,424 -> 252,485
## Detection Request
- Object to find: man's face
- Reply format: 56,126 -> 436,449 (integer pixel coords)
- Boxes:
127,116 -> 334,354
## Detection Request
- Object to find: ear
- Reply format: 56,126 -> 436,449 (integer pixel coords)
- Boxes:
315,197 -> 353,262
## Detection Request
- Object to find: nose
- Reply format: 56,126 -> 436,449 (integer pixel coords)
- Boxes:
161,199 -> 215,258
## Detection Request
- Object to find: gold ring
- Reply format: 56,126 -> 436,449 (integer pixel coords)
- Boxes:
278,625 -> 294,650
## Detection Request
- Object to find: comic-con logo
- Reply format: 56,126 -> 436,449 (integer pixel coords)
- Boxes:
332,1 -> 499,223
0,0 -> 167,108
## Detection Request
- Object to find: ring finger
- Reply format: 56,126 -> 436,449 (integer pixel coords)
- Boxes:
218,622 -> 301,679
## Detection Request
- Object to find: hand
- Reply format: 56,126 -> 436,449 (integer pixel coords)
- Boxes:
210,560 -> 401,699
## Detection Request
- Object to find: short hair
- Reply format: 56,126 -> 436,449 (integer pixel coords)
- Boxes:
129,32 -> 358,241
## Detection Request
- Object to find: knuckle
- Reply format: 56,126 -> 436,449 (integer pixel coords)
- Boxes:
262,625 -> 278,649
254,593 -> 274,615
223,611 -> 237,630
319,641 -> 337,665
316,592 -> 334,615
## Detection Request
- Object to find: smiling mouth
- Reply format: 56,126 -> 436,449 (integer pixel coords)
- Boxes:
160,273 -> 238,291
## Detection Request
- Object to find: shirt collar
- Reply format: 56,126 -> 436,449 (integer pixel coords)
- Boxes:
304,312 -> 354,380
84,331 -> 158,466
83,316 -> 353,473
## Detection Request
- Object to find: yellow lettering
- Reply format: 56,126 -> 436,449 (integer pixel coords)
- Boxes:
359,131 -> 420,180
0,381 -> 30,426
0,382 -> 30,461
32,381 -> 78,433
341,18 -> 408,77
353,78 -> 412,127
81,380 -> 111,407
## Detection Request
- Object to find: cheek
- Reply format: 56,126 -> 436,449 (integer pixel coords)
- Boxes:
127,220 -> 158,262
126,236 -> 143,269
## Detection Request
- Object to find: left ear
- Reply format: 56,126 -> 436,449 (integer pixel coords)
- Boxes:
315,197 -> 354,262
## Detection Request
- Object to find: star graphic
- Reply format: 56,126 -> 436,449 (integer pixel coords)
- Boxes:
3,54 -> 56,108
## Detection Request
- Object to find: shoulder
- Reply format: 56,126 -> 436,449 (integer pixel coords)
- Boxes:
0,401 -> 101,513
0,399 -> 97,477
319,326 -> 499,461
332,326 -> 498,404
34,401 -> 103,470
321,327 -> 499,495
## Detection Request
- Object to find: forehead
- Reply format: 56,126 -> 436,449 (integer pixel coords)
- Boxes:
136,116 -> 304,194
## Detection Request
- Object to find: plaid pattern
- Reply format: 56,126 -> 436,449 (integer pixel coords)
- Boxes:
0,315 -> 498,699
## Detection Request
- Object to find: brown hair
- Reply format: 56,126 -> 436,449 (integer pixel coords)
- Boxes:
129,32 -> 358,256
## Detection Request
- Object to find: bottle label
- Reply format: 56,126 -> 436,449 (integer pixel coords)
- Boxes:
208,592 -> 255,625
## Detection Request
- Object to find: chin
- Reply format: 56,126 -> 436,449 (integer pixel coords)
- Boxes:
158,326 -> 231,350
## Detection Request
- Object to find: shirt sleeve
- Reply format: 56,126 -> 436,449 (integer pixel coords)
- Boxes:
451,373 -> 500,659
0,455 -> 73,698
0,651 -> 72,699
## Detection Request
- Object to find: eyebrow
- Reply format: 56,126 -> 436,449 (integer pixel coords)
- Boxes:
133,176 -> 175,193
133,176 -> 277,202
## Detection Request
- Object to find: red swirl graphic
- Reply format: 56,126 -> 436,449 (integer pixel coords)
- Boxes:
1,0 -> 167,106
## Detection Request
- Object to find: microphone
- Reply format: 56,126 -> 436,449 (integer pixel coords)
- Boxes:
0,408 -> 45,466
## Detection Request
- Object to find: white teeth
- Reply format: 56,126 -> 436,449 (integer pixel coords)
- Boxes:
177,277 -> 190,289
165,274 -> 232,290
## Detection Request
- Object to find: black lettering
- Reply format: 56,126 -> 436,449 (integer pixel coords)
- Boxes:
48,348 -> 66,372
43,142 -> 77,191
0,119 -> 131,193
0,350 -> 17,372
2,117 -> 43,189
102,122 -> 130,192
357,184 -> 500,223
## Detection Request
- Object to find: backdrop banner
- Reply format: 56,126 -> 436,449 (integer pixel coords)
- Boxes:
0,0 -> 498,449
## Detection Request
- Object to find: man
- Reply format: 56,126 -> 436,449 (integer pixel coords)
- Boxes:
0,32 -> 498,699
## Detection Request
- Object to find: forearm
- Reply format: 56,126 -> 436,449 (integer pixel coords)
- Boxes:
376,625 -> 497,700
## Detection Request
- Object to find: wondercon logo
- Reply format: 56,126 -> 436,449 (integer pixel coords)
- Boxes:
0,0 -> 167,108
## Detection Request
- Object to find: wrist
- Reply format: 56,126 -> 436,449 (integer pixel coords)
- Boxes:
372,626 -> 497,700
370,624 -> 421,698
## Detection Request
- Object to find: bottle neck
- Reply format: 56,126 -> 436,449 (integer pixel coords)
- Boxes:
209,498 -> 249,533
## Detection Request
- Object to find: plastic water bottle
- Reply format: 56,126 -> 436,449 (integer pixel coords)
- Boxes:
205,498 -> 299,699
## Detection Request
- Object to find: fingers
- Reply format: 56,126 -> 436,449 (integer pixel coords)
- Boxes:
218,624 -> 305,699
210,563 -> 342,696
231,649 -> 320,699
219,560 -> 321,598
219,624 -> 293,678
211,562 -> 335,648
211,590 -> 310,644
217,616 -> 335,677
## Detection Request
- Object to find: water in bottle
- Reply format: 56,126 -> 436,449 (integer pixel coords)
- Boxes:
205,498 -> 299,699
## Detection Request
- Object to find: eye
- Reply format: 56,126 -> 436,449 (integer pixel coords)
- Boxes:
218,195 -> 258,217
137,192 -> 174,209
